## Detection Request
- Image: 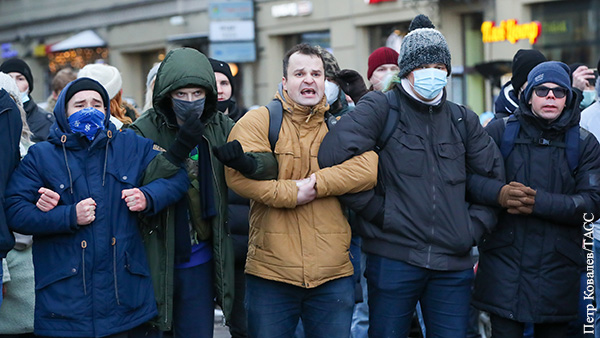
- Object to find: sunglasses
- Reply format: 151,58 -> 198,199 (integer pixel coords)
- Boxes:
533,86 -> 568,99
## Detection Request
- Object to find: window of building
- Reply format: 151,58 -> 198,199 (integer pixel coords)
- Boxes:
532,0 -> 599,66
283,31 -> 331,51
367,22 -> 410,53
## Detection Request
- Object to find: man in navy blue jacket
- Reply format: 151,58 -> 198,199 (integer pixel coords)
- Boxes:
0,88 -> 20,308
5,78 -> 189,337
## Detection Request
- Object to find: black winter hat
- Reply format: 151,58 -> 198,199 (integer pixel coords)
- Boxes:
398,14 -> 451,78
209,58 -> 235,96
510,49 -> 546,93
64,77 -> 110,109
0,58 -> 34,93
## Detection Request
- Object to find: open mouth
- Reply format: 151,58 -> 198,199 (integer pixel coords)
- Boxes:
301,88 -> 316,96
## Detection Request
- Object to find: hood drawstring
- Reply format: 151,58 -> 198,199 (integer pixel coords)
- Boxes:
305,109 -> 315,123
102,130 -> 112,187
61,135 -> 74,194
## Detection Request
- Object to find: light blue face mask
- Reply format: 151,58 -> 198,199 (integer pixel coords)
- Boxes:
20,91 -> 30,104
412,68 -> 448,100
580,90 -> 597,109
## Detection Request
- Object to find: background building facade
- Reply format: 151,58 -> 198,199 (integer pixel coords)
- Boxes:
0,0 -> 598,115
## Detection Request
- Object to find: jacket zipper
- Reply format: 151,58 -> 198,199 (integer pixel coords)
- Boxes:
112,237 -> 120,305
164,209 -> 170,325
81,240 -> 87,295
205,134 -> 226,314
426,107 -> 436,268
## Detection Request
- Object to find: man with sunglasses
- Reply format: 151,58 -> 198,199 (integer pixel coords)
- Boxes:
473,61 -> 600,337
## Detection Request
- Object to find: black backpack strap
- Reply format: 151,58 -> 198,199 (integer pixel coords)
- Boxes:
376,89 -> 401,152
500,115 -> 581,174
448,102 -> 468,148
500,115 -> 520,160
565,125 -> 581,173
266,99 -> 283,151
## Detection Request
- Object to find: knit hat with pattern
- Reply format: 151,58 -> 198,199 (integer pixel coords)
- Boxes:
315,46 -> 341,79
398,14 -> 451,78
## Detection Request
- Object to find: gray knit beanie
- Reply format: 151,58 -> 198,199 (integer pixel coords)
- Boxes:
398,14 -> 451,78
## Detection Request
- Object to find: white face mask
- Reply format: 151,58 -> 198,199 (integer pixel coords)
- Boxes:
20,91 -> 30,104
324,80 -> 340,105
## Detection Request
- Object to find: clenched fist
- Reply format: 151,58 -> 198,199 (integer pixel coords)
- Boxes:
36,187 -> 60,212
76,198 -> 97,225
122,188 -> 147,212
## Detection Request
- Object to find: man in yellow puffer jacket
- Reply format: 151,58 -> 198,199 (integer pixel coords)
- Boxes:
223,43 -> 378,338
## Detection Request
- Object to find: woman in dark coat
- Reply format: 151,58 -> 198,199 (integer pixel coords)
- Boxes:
473,61 -> 600,338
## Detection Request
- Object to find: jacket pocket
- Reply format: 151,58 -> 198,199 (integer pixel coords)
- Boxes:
35,255 -> 84,320
555,237 -> 585,267
478,228 -> 514,253
274,147 -> 298,180
436,142 -> 466,184
117,250 -> 152,310
106,167 -> 137,190
45,171 -> 81,205
390,134 -> 426,177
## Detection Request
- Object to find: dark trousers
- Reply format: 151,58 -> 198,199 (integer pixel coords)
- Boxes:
36,323 -> 161,338
490,314 -> 568,338
228,262 -> 248,338
172,260 -> 214,338
366,253 -> 474,338
245,275 -> 354,338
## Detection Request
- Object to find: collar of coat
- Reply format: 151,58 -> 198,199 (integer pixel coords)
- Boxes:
276,89 -> 330,126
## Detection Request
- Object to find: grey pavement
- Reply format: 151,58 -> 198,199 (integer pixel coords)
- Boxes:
213,309 -> 232,338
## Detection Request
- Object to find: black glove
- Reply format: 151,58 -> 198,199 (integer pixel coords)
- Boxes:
334,69 -> 369,103
213,140 -> 257,175
164,117 -> 205,165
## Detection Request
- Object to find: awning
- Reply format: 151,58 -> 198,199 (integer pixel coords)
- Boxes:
49,30 -> 106,52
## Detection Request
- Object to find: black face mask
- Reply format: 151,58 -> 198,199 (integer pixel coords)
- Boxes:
216,99 -> 232,114
172,97 -> 206,123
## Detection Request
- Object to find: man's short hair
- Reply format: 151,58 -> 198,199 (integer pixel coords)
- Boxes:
52,68 -> 77,94
282,43 -> 323,78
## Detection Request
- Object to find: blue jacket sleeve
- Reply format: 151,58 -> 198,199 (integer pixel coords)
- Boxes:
139,168 -> 189,216
5,149 -> 78,235
130,132 -> 189,216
